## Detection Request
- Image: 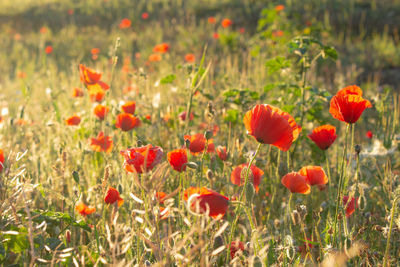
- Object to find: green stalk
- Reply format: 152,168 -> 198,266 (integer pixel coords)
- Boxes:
383,196 -> 399,267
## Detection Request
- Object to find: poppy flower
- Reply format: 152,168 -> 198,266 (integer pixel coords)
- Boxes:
68,9 -> 74,15
216,146 -> 228,161
116,113 -> 141,131
65,115 -> 81,126
104,187 -> 124,206
167,148 -> 188,172
239,27 -> 245,34
72,87 -> 84,98
149,54 -> 162,62
208,16 -> 216,24
155,192 -> 167,204
308,124 -> 337,150
79,64 -> 109,90
298,166 -> 328,189
366,130 -> 373,139
121,144 -> 163,173
121,101 -> 136,114
153,43 -> 170,54
230,241 -> 245,259
231,163 -> 264,192
179,111 -> 194,121
91,48 -> 100,55
75,202 -> 96,216
342,196 -> 358,217
329,85 -> 372,124
185,54 -> 195,63
244,104 -> 301,151
275,5 -> 285,12
272,30 -> 284,37
142,12 -> 149,19
45,45 -> 53,54
89,132 -> 113,153
184,133 -> 206,155
39,27 -> 47,34
281,172 -> 311,194
206,140 -> 215,153
145,114 -> 151,121
119,18 -> 131,29
221,18 -> 232,28
93,104 -> 109,120
89,87 -> 106,102
183,187 -> 229,219
0,149 -> 4,172
213,32 -> 219,39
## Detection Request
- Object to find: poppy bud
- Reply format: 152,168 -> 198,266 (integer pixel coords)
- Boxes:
186,162 -> 198,169
354,144 -> 361,155
245,181 -> 255,203
65,230 -> 71,243
204,130 -> 213,140
206,169 -> 213,180
185,138 -> 191,149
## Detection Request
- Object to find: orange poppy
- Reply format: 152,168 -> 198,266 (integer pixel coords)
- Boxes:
153,43 -> 170,53
342,196 -> 358,217
308,124 -> 337,150
184,133 -> 206,155
149,54 -> 162,62
244,104 -> 301,151
155,191 -> 167,204
88,87 -> 105,102
208,16 -> 216,24
115,113 -> 141,131
221,18 -> 232,28
39,26 -> 47,34
179,111 -> 194,121
231,163 -> 264,192
206,139 -> 215,153
142,12 -> 149,19
89,132 -> 113,153
72,87 -> 84,98
230,241 -> 245,259
104,187 -> 124,206
121,101 -> 136,114
79,64 -> 109,91
0,149 -> 4,172
121,144 -> 163,173
75,202 -> 96,216
119,18 -> 131,29
68,9 -> 74,15
93,104 -> 109,120
275,5 -> 285,11
91,48 -> 100,55
272,30 -> 284,37
183,187 -> 229,219
65,115 -> 81,126
281,172 -> 311,194
213,32 -> 219,39
298,166 -> 328,189
45,45 -> 53,54
216,146 -> 228,161
167,148 -> 188,172
329,85 -> 372,124
185,53 -> 195,63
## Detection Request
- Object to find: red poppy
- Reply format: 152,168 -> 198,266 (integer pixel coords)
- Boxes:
155,192 -> 166,204
93,104 -> 109,120
275,5 -> 285,11
342,196 -> 358,217
0,149 -> 4,172
281,172 -> 311,194
231,163 -> 264,192
216,146 -> 228,161
208,16 -> 216,24
121,101 -> 136,114
121,144 -> 163,173
79,64 -> 109,96
45,46 -> 53,54
149,54 -> 162,62
207,140 -> 215,153
179,111 -> 194,121
104,187 -> 124,206
185,53 -> 195,63
145,114 -> 151,121
298,166 -> 328,189
119,18 -> 131,29
65,115 -> 81,126
39,27 -> 47,34
221,18 -> 232,28
68,9 -> 74,15
89,88 -> 106,102
89,132 -> 113,153
230,241 -> 245,259
272,30 -> 284,37
329,85 -> 372,124
142,12 -> 149,19
244,104 -> 301,151
91,48 -> 100,55
183,187 -> 229,219
366,130 -> 373,139
153,43 -> 169,54
308,124 -> 337,150
75,202 -> 96,216
167,148 -> 188,172
72,88 -> 84,98
213,32 -> 219,39
116,113 -> 141,131
184,133 -> 206,155
239,27 -> 245,34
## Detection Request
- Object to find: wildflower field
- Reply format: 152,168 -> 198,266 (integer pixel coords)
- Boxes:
1,0 -> 400,266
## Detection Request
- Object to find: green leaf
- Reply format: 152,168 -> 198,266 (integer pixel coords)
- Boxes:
322,46 -> 338,60
30,210 -> 92,232
224,109 -> 240,124
265,56 -> 290,74
72,171 -> 79,183
160,74 -> 176,84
